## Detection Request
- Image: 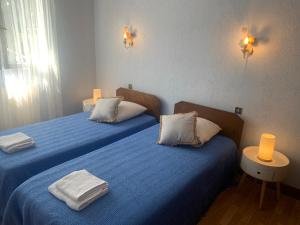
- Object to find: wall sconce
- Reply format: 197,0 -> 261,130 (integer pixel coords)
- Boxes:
123,26 -> 134,48
257,133 -> 276,162
239,27 -> 255,59
93,88 -> 102,104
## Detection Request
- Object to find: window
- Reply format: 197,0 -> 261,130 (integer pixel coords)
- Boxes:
0,1 -> 17,68
0,0 -> 61,111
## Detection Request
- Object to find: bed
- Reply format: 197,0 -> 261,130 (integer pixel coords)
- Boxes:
0,88 -> 160,222
2,102 -> 243,225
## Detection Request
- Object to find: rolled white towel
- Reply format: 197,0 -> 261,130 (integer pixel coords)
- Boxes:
48,170 -> 109,211
0,132 -> 35,153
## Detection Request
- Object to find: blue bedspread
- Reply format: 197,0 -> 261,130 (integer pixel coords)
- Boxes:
2,124 -> 237,225
0,112 -> 156,222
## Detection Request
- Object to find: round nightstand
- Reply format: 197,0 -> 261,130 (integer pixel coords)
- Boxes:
239,146 -> 289,209
82,99 -> 95,112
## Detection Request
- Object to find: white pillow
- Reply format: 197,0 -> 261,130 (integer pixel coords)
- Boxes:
196,117 -> 221,144
116,101 -> 147,122
157,111 -> 198,146
89,97 -> 122,123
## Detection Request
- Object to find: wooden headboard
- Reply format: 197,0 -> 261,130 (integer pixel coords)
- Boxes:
116,88 -> 161,121
174,101 -> 244,147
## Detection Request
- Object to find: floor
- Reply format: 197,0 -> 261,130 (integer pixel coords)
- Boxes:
198,177 -> 300,225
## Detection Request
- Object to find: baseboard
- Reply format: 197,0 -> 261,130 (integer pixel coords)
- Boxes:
270,183 -> 300,201
236,169 -> 300,201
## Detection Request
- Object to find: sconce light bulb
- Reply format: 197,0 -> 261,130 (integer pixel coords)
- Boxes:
244,37 -> 249,45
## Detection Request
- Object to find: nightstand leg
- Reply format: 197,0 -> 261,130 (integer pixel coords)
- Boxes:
259,181 -> 267,209
238,173 -> 247,189
276,182 -> 280,200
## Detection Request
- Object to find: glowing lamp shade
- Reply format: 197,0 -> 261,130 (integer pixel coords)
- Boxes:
239,27 -> 255,59
258,133 -> 276,162
93,89 -> 102,104
123,26 -> 134,48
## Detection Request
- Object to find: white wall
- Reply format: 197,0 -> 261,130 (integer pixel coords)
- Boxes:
94,0 -> 300,188
55,0 -> 96,115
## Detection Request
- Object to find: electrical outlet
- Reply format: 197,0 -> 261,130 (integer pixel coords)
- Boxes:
235,107 -> 243,115
128,84 -> 133,89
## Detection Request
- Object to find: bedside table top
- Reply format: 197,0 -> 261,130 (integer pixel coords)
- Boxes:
83,98 -> 94,104
243,146 -> 289,168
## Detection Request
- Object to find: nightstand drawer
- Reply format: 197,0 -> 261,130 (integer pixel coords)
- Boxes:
249,166 -> 274,181
241,156 -> 275,181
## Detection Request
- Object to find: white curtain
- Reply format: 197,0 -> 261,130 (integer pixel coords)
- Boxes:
0,0 -> 62,130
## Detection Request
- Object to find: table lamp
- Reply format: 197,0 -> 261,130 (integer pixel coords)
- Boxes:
93,89 -> 102,104
257,133 -> 276,162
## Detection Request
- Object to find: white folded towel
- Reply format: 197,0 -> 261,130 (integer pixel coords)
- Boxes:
49,184 -> 108,211
55,170 -> 108,202
48,170 -> 109,211
0,132 -> 35,153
